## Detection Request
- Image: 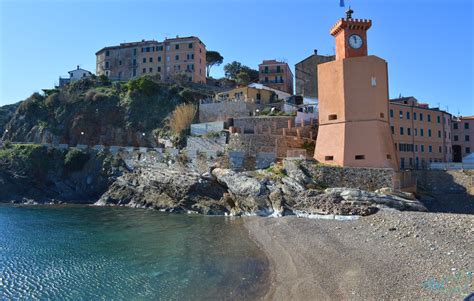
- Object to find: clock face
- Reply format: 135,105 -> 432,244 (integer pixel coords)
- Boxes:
348,34 -> 363,49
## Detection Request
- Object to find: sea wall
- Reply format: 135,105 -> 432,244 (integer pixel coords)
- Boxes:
295,160 -> 394,191
413,170 -> 474,194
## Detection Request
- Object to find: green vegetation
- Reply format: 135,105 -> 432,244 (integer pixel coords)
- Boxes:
64,148 -> 90,172
206,51 -> 224,77
224,61 -> 259,83
0,144 -> 59,179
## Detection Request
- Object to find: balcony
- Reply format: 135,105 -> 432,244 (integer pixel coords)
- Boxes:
261,79 -> 284,84
260,69 -> 284,74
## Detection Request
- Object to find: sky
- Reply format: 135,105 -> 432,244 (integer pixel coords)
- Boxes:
0,0 -> 473,115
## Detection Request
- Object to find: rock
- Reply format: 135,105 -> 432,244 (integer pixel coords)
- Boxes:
282,159 -> 311,185
211,168 -> 268,214
268,189 -> 284,217
98,168 -> 227,214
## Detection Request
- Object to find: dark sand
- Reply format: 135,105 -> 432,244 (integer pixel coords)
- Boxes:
245,210 -> 473,300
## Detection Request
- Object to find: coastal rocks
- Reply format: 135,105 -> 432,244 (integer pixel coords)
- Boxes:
97,169 -> 228,214
211,168 -> 269,215
293,189 -> 379,216
325,188 -> 427,212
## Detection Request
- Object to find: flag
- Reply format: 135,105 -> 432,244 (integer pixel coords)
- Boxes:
340,0 -> 345,7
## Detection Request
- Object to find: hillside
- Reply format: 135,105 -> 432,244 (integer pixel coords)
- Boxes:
1,75 -> 213,147
0,102 -> 20,134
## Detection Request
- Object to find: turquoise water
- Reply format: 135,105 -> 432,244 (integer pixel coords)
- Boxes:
0,205 -> 269,300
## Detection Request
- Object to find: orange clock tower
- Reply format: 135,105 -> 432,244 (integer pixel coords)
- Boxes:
314,9 -> 398,169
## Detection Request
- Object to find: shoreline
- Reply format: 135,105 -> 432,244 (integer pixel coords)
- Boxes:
244,210 -> 474,300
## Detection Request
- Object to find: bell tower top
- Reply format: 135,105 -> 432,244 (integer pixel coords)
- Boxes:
330,8 -> 372,60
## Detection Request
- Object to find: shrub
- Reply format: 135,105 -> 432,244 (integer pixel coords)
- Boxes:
169,103 -> 197,135
64,148 -> 90,172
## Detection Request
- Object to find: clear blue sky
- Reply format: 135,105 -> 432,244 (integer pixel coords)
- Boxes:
1,0 -> 473,115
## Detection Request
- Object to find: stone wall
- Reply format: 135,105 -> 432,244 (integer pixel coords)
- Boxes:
228,151 -> 276,170
199,101 -> 257,123
295,160 -> 394,191
233,116 -> 293,134
413,170 -> 474,195
228,133 -> 313,158
186,135 -> 227,159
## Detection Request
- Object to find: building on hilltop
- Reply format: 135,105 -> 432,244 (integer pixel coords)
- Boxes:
295,50 -> 335,100
389,96 -> 453,169
59,65 -> 93,87
451,116 -> 474,162
314,10 -> 398,169
258,60 -> 294,94
95,36 -> 206,84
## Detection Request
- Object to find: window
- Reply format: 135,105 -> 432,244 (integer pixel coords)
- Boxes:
133,69 -> 136,77
149,67 -> 152,72
437,116 -> 441,123
264,66 -> 269,73
355,155 -> 365,160
166,56 -> 170,62
152,47 -> 155,52
428,114 -> 431,122
105,50 -> 110,56
175,44 -> 179,50
465,123 -> 470,129
325,156 -> 334,161
188,43 -> 193,48
414,128 -> 418,136
439,146 -> 442,153
467,147 -> 471,154
105,61 -> 109,68
420,113 -> 424,121
420,128 -> 424,136
380,113 -> 385,118
328,114 -> 338,120
453,123 -> 458,129
143,58 -> 146,63
466,135 -> 470,141
406,111 -> 410,119
141,47 -> 144,53
400,127 -> 404,135
133,49 -> 137,55
265,77 -> 268,82
158,56 -> 162,62
414,112 -> 417,120
166,45 -> 170,51
407,128 -> 411,136
119,60 -> 122,65
454,135 -> 459,141
415,144 -> 418,152
428,129 -> 432,137
429,145 -> 432,153
390,109 -> 393,118
438,130 -> 441,138
387,154 -> 392,159
399,111 -> 403,119
391,126 -> 394,134
277,66 -> 281,73
175,55 -> 179,61
157,67 -> 161,72
421,145 -> 425,152
149,57 -> 153,63
158,46 -> 163,51
142,68 -> 146,74
133,59 -> 137,66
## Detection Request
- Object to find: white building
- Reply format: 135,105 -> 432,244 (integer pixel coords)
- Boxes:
59,65 -> 93,87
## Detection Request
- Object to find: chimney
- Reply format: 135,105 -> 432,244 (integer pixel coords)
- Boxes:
314,49 -> 318,55
77,65 -> 79,70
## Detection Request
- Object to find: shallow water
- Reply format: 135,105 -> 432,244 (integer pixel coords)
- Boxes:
0,205 -> 269,300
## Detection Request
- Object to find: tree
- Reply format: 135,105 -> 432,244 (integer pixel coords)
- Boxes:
206,51 -> 224,77
224,61 -> 242,79
236,71 -> 250,86
224,61 -> 259,83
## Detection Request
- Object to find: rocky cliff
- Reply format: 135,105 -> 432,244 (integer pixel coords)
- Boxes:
0,144 -> 124,203
1,76 -> 212,147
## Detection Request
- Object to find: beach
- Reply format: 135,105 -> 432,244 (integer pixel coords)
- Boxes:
244,210 -> 473,300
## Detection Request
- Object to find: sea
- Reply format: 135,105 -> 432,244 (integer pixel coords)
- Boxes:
0,205 -> 269,300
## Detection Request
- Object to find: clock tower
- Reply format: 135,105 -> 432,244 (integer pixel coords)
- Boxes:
314,9 -> 398,169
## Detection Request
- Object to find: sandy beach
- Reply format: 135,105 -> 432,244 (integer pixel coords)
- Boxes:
244,210 -> 473,300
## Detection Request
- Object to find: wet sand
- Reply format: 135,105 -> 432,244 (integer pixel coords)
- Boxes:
244,210 -> 473,300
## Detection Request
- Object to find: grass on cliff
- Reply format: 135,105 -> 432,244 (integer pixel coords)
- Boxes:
0,144 -> 60,179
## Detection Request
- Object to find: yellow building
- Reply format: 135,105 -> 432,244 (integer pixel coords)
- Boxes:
389,97 -> 452,169
216,86 -> 278,105
96,36 -> 206,84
